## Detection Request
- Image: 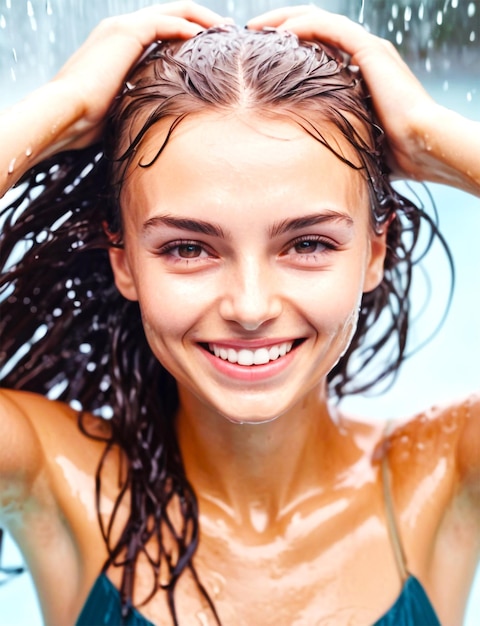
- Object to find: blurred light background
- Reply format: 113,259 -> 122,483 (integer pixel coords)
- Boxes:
0,0 -> 479,624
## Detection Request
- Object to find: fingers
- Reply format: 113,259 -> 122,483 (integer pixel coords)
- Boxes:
247,5 -> 313,29
157,0 -> 230,28
249,6 -> 372,57
88,1 -> 228,52
126,1 -> 230,42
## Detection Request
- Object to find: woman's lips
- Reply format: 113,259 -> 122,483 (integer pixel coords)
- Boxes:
199,339 -> 304,381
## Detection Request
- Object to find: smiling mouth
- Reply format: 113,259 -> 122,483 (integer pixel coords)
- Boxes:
203,340 -> 304,366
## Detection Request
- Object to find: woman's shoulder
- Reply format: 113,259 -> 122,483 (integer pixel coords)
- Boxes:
382,394 -> 480,507
0,389 -> 110,514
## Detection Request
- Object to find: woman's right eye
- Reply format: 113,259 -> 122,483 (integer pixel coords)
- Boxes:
156,239 -> 214,263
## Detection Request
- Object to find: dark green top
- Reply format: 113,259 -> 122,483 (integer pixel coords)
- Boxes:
76,571 -> 441,626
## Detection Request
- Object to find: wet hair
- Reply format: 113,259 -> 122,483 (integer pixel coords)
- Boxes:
0,25 -> 451,623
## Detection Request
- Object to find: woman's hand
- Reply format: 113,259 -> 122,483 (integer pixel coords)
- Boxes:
248,6 -> 480,196
0,1 -> 226,195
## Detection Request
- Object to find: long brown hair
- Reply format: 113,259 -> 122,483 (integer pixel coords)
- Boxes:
0,26 -> 452,623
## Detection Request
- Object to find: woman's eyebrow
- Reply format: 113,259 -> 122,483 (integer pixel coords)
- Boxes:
269,212 -> 354,237
142,215 -> 227,238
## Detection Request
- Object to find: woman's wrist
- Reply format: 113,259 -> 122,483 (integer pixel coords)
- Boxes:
409,103 -> 480,195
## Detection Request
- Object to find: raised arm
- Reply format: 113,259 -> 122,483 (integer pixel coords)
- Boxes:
248,6 -> 480,197
0,1 -> 225,197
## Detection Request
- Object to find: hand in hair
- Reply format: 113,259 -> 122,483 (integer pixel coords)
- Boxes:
248,5 -> 480,196
0,1 -> 225,196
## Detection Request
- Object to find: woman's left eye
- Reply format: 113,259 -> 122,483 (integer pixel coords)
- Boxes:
283,236 -> 335,256
175,243 -> 205,258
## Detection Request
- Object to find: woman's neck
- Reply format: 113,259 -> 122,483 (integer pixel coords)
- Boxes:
175,385 -> 360,535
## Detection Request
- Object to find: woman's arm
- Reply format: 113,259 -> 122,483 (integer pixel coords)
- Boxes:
0,1 -> 225,197
248,6 -> 480,197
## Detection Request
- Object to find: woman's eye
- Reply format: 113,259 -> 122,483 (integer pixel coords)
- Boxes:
292,240 -> 327,254
156,240 -> 212,262
285,236 -> 333,256
176,243 -> 204,258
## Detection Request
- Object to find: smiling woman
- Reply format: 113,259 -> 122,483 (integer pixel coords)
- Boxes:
108,111 -> 383,422
0,3 -> 479,626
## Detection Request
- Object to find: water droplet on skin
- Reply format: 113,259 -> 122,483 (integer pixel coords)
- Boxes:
441,414 -> 458,434
25,146 -> 32,157
209,571 -> 225,597
8,157 -> 16,174
196,610 -> 209,625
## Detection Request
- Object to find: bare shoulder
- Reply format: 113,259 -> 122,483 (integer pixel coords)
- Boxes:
0,388 -> 51,482
0,388 -> 110,513
386,394 -> 480,503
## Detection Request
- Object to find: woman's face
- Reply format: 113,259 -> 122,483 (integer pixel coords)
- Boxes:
109,112 -> 386,424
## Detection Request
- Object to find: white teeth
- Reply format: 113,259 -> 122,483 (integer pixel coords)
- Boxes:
208,342 -> 294,365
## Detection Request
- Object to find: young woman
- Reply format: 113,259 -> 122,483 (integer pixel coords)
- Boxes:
0,2 -> 479,625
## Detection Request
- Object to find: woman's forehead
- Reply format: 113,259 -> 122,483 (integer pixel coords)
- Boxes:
122,113 -> 368,227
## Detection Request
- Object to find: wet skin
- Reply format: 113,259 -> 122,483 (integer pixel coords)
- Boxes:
110,112 -> 386,426
0,112 -> 479,626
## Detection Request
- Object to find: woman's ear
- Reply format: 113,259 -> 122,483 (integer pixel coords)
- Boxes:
108,246 -> 139,301
104,224 -> 139,301
363,228 -> 388,294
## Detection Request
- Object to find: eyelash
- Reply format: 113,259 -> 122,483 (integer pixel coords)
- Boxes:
156,239 -> 215,261
155,235 -> 338,265
282,235 -> 338,257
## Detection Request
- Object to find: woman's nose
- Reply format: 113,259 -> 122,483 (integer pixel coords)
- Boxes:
218,257 -> 282,331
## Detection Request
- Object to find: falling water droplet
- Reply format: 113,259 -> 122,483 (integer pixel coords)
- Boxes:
358,0 -> 365,24
467,2 -> 476,18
